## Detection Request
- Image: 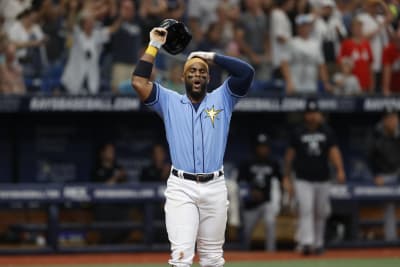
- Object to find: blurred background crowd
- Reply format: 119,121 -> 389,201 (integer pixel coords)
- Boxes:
1,0 -> 400,96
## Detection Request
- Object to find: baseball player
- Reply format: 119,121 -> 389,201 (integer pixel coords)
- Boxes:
368,108 -> 400,241
131,27 -> 254,266
239,133 -> 282,251
282,99 -> 346,255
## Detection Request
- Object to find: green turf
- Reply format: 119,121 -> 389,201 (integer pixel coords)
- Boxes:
19,258 -> 400,267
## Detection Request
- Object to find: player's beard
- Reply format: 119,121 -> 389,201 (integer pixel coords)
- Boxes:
185,80 -> 207,102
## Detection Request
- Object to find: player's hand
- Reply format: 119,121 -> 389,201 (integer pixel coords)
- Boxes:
149,27 -> 167,48
188,51 -> 216,63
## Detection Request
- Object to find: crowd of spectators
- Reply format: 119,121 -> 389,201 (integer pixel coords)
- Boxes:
1,0 -> 400,96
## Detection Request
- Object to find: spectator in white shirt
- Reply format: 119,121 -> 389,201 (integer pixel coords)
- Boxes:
312,0 -> 347,75
0,0 -> 31,32
270,0 -> 295,79
357,0 -> 393,92
7,6 -> 48,80
61,9 -> 121,94
281,14 -> 331,95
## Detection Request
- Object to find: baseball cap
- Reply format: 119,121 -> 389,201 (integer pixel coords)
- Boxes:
305,98 -> 320,112
295,14 -> 315,25
256,133 -> 270,146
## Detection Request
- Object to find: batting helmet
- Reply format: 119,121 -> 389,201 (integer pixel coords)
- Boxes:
160,19 -> 192,55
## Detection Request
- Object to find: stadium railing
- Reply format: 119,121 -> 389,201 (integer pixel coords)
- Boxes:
0,183 -> 399,254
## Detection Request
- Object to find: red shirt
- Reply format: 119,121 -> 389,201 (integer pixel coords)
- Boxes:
382,43 -> 400,93
338,39 -> 373,91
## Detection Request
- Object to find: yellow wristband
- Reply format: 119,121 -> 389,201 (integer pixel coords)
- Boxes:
145,45 -> 158,57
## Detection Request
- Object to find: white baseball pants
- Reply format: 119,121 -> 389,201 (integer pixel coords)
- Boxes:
243,201 -> 278,251
164,174 -> 228,267
243,178 -> 281,251
294,179 -> 331,248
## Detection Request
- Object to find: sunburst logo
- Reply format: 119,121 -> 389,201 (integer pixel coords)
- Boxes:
205,105 -> 223,128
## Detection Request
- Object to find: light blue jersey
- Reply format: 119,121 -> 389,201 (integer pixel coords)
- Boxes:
145,80 -> 243,173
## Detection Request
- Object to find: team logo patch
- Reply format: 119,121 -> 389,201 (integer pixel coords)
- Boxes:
205,105 -> 223,128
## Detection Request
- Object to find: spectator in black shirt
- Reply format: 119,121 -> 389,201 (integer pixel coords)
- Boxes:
91,143 -> 128,244
139,143 -> 170,244
110,0 -> 142,93
92,143 -> 127,184
283,99 -> 345,255
368,108 -> 400,241
140,143 -> 171,182
239,133 -> 282,251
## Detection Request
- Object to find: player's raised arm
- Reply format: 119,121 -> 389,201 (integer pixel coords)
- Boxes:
131,27 -> 167,101
188,52 -> 255,97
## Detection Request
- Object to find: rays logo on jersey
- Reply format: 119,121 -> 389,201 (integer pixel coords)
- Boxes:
250,165 -> 273,188
205,105 -> 223,128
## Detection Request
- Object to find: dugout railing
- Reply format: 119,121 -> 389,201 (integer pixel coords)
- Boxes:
0,183 -> 399,254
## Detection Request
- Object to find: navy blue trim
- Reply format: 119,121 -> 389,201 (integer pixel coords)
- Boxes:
192,102 -> 201,112
225,79 -> 244,98
200,112 -> 205,173
191,107 -> 196,173
144,83 -> 159,106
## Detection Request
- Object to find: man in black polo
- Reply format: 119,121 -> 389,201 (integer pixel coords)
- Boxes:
283,99 -> 345,255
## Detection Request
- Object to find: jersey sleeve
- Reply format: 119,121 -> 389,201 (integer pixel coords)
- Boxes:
273,11 -> 290,40
334,17 -> 348,38
33,25 -> 44,40
143,82 -> 174,118
216,80 -> 241,114
95,27 -> 110,44
7,24 -> 21,42
281,39 -> 292,62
